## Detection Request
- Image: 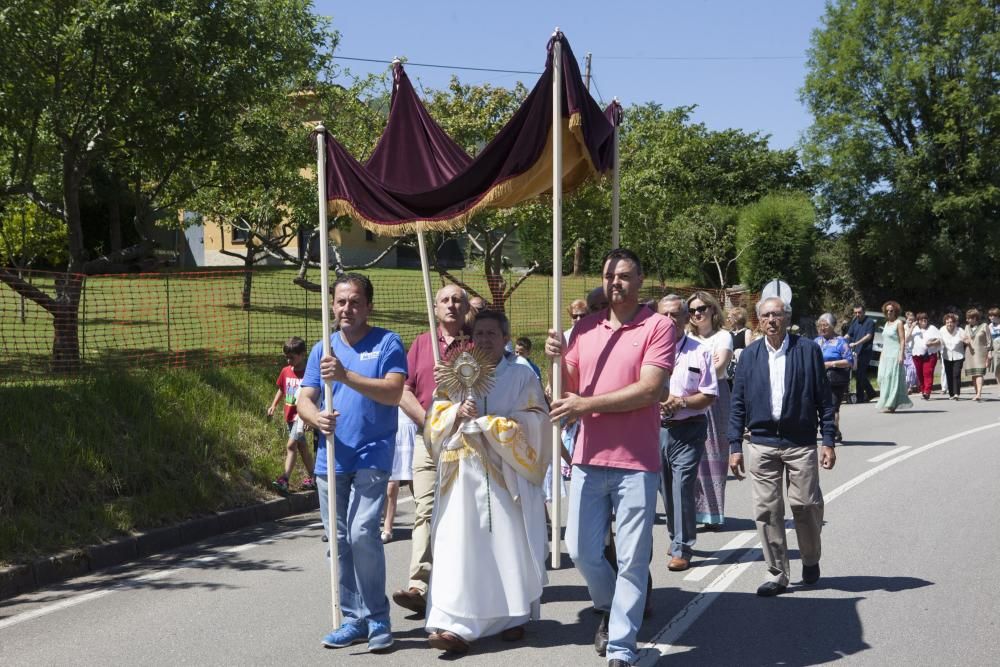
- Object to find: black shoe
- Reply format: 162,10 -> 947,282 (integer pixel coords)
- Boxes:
756,581 -> 787,597
594,611 -> 610,656
608,661 -> 631,667
803,563 -> 820,585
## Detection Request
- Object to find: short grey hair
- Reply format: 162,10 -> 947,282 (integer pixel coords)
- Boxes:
817,312 -> 837,328
436,284 -> 469,303
756,296 -> 792,318
658,293 -> 687,314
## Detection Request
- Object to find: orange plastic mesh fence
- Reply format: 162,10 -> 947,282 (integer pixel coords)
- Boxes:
0,268 -> 759,383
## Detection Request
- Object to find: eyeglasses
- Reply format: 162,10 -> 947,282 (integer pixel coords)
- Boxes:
690,305 -> 710,314
571,313 -> 586,320
760,312 -> 785,320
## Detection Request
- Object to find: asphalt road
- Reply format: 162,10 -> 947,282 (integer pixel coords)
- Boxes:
2,391 -> 999,666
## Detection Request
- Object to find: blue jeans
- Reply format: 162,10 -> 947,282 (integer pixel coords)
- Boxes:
566,464 -> 659,665
659,419 -> 707,559
317,469 -> 390,625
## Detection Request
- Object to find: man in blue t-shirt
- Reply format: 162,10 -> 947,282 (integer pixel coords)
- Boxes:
296,273 -> 407,653
845,304 -> 876,403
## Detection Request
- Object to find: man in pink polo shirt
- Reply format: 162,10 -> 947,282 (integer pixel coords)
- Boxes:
392,284 -> 470,615
545,248 -> 675,667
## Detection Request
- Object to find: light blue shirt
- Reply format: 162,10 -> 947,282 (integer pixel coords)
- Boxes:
302,328 -> 407,475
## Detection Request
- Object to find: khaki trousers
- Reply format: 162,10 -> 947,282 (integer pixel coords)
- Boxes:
745,442 -> 824,585
407,433 -> 436,594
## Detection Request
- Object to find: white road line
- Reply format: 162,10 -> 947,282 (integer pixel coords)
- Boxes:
683,532 -> 756,582
637,419 -> 1000,663
0,522 -> 325,631
868,446 -> 911,463
638,549 -> 761,666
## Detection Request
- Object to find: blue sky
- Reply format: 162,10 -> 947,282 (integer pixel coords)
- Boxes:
313,1 -> 829,150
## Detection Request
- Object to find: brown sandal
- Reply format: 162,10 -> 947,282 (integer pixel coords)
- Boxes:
429,631 -> 470,654
500,625 -> 525,642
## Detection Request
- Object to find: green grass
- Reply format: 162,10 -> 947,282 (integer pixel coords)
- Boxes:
1,267 -> 618,380
0,364 -> 292,565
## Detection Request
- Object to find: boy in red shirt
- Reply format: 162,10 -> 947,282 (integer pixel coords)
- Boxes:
267,337 -> 316,493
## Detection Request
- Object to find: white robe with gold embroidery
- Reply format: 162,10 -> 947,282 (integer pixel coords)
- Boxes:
424,356 -> 551,641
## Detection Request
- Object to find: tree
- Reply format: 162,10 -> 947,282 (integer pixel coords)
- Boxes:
736,193 -> 818,311
0,198 -> 67,322
0,198 -> 67,270
813,232 -> 861,317
520,103 -> 807,283
0,0 -> 334,368
520,103 -> 808,284
801,0 -> 1000,307
186,94 -> 320,309
671,204 -> 750,288
422,77 -> 542,310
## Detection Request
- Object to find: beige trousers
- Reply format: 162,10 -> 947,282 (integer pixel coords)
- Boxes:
745,442 -> 824,585
407,433 -> 436,594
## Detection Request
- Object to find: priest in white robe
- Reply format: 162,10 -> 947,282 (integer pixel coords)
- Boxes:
425,310 -> 551,654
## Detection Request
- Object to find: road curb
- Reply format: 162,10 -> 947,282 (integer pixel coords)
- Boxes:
0,491 -> 319,601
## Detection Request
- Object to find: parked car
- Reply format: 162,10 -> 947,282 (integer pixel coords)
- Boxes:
867,310 -> 886,368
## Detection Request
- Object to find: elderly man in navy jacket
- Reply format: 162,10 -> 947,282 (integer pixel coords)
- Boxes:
728,296 -> 836,597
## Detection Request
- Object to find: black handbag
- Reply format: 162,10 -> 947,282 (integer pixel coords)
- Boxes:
827,367 -> 851,386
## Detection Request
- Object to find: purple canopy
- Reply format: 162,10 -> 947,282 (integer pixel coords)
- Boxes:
314,33 -> 616,236
363,63 -> 472,193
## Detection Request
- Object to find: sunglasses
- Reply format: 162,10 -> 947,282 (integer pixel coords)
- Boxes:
571,312 -> 587,320
690,305 -> 710,314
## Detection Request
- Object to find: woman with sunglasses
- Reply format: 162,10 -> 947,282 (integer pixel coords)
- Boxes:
687,291 -> 733,530
963,308 -> 991,401
876,301 -> 912,413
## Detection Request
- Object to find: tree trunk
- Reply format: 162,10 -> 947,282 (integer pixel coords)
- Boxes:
481,229 -> 507,311
52,273 -> 83,372
573,239 -> 584,276
53,149 -> 85,370
486,272 -> 507,312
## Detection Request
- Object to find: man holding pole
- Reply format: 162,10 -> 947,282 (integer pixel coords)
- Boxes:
392,284 -> 471,615
545,249 -> 675,667
296,273 -> 407,652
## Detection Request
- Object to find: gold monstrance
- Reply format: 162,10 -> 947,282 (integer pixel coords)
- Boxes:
438,344 -> 496,434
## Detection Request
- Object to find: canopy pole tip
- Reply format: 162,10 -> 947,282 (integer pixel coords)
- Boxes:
552,26 -> 560,36
314,122 -> 325,132
391,57 -> 402,65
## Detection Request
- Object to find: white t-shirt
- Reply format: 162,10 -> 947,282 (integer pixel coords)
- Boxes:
692,329 -> 735,378
911,325 -> 942,356
940,327 -> 965,361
